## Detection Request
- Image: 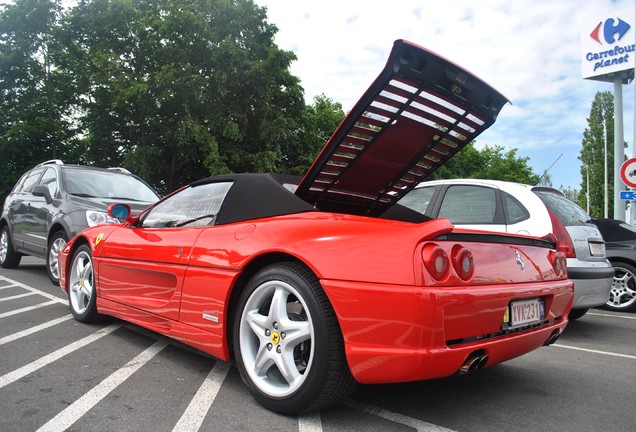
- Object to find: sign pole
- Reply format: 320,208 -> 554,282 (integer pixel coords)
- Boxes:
615,76 -> 626,221
633,8 -> 636,226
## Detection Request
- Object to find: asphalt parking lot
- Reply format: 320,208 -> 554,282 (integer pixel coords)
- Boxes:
1,257 -> 635,432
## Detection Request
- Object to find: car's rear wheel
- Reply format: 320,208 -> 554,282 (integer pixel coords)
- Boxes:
47,231 -> 68,285
68,244 -> 100,322
604,261 -> 636,312
0,225 -> 21,269
233,262 -> 356,414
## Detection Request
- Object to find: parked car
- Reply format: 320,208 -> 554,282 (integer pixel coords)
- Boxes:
398,179 -> 613,320
58,40 -> 573,415
590,218 -> 636,311
0,160 -> 159,283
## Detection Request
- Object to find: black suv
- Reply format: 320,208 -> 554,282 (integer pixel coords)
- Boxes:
0,160 -> 159,283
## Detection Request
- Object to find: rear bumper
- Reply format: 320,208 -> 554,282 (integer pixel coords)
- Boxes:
567,266 -> 613,309
321,278 -> 573,384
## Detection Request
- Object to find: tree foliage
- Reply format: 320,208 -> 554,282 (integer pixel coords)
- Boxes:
56,0 -> 312,193
429,143 -> 540,185
578,91 -> 615,218
1,0 -> 541,203
0,0 -> 74,201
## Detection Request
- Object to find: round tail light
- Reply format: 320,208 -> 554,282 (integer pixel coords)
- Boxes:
422,244 -> 450,281
452,246 -> 474,281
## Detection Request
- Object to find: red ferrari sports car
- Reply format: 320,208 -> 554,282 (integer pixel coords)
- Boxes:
59,40 -> 573,414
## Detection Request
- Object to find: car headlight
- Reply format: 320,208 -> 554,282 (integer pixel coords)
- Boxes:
86,210 -> 119,227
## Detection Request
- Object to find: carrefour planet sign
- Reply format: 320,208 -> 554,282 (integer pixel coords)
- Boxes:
581,7 -> 635,81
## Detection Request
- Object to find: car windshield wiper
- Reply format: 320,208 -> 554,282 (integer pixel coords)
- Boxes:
109,196 -> 143,202
69,192 -> 98,198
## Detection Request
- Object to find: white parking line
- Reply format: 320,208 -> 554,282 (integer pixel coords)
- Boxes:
0,314 -> 74,346
172,361 -> 231,432
0,283 -> 18,290
0,292 -> 37,302
0,275 -> 67,304
298,411 -> 322,432
36,340 -> 168,432
587,311 -> 636,320
0,323 -> 120,389
344,399 -> 457,432
553,344 -> 636,360
0,300 -> 60,319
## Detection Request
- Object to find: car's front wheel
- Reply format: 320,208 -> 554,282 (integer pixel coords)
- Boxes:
47,230 -> 68,285
0,225 -> 21,269
68,244 -> 100,322
605,261 -> 636,312
233,262 -> 356,414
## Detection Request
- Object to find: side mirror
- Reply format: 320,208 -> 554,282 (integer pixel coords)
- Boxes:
32,185 -> 52,204
107,203 -> 138,225
108,203 -> 130,219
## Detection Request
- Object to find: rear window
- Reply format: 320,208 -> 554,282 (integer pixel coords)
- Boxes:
533,190 -> 590,226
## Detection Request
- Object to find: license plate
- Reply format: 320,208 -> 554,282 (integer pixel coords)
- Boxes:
589,241 -> 605,257
508,298 -> 544,327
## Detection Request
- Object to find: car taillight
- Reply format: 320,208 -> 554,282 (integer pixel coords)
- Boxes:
452,245 -> 474,281
547,210 -> 575,258
422,244 -> 450,281
549,250 -> 567,277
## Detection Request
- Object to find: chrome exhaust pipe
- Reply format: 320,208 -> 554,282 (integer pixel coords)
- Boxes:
459,352 -> 487,375
477,354 -> 489,370
544,331 -> 560,346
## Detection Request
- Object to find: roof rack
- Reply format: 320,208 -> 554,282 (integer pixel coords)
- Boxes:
35,159 -> 64,168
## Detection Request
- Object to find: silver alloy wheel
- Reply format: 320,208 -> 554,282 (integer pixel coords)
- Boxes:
608,265 -> 636,310
238,280 -> 314,398
0,229 -> 7,263
48,237 -> 67,280
69,250 -> 94,315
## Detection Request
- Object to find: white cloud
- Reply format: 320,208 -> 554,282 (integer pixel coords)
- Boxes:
255,0 -> 636,193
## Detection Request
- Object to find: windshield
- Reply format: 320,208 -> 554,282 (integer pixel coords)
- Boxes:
63,168 -> 159,202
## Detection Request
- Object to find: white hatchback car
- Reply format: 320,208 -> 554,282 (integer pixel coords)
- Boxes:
398,179 -> 613,320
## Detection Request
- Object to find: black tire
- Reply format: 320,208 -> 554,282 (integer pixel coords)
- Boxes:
604,261 -> 636,312
233,262 -> 357,414
568,308 -> 589,321
0,225 -> 21,269
67,244 -> 100,323
47,230 -> 68,285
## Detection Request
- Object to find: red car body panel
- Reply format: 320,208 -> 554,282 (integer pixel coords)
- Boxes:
60,214 -> 573,382
58,39 -> 573,388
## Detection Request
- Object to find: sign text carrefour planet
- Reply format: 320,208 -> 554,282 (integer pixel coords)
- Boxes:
581,7 -> 635,81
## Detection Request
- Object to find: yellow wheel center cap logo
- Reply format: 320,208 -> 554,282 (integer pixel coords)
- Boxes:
271,331 -> 280,345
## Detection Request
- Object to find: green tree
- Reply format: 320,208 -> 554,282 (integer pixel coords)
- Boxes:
430,143 -> 540,185
56,0 -> 306,194
0,0 -> 73,201
280,94 -> 345,175
560,186 -> 580,205
578,91 -> 614,218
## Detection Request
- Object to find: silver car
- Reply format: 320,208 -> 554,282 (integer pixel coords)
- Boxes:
398,179 -> 613,320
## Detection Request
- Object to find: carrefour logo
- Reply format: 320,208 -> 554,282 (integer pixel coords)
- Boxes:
590,17 -> 630,45
584,13 -> 635,74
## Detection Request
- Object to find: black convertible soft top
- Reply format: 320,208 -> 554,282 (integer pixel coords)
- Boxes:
190,173 -> 314,225
188,172 -> 430,226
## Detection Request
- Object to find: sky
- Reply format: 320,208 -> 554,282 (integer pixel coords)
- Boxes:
253,0 -> 636,191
